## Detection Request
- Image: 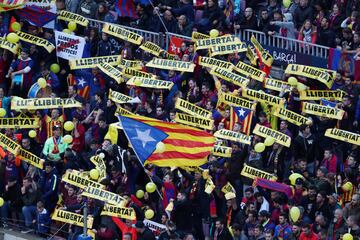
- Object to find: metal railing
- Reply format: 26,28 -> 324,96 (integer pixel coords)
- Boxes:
165,32 -> 192,51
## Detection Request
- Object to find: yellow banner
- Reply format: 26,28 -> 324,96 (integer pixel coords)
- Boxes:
11,97 -> 81,110
250,35 -> 273,67
198,56 -> 234,70
108,89 -> 133,104
219,92 -> 254,109
302,102 -> 344,120
175,98 -> 212,118
82,186 -> 124,205
69,55 -> 121,70
89,155 -> 106,181
122,68 -> 155,79
273,107 -> 311,126
242,88 -> 285,106
246,46 -> 258,65
210,67 -> 248,88
204,177 -> 215,194
16,31 -> 55,53
146,58 -> 195,72
164,52 -> 178,60
127,77 -> 173,90
253,124 -> 291,147
102,23 -> 143,45
57,10 -> 89,26
214,129 -> 251,145
285,64 -> 336,88
221,182 -> 235,194
62,170 -> 105,190
264,78 -> 291,92
299,90 -> 346,101
192,31 -> 209,41
101,204 -> 136,220
52,209 -> 93,228
174,112 -> 214,130
0,37 -> 19,54
97,62 -> 123,84
119,58 -> 142,70
325,128 -> 360,146
210,43 -> 247,57
0,132 -> 44,169
115,106 -> 134,116
139,41 -> 162,56
211,145 -> 232,158
0,116 -> 39,128
241,164 -> 277,181
235,61 -> 266,82
195,35 -> 241,50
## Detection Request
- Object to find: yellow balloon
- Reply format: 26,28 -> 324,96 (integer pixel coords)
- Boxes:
288,77 -> 298,86
156,142 -> 165,153
290,206 -> 300,222
64,121 -> 75,131
89,169 -> 100,180
6,33 -> 19,44
62,28 -> 72,34
342,182 -> 353,192
343,233 -> 353,240
297,82 -> 308,91
254,143 -> 265,153
264,137 -> 275,146
63,135 -> 73,144
68,21 -> 77,31
0,108 -> 6,117
0,197 -> 4,207
50,63 -> 60,74
136,190 -> 145,199
283,0 -> 292,8
146,182 -> 156,193
11,22 -> 21,32
145,209 -> 155,219
289,173 -> 303,185
37,78 -> 47,88
134,78 -> 142,86
28,130 -> 37,138
209,29 -> 219,38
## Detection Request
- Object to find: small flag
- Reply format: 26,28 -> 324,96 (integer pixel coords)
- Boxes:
230,106 -> 253,135
321,99 -> 337,108
115,0 -> 138,18
16,5 -> 56,27
67,73 -> 90,100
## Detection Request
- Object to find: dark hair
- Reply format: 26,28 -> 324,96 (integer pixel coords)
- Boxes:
279,213 -> 288,221
254,224 -> 263,231
254,192 -> 263,198
299,124 -> 308,132
232,223 -> 242,231
245,187 -> 254,193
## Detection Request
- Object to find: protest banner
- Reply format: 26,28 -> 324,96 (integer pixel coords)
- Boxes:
55,31 -> 85,60
175,98 -> 212,118
198,56 -> 234,70
62,170 -> 105,190
192,31 -> 209,41
235,61 -> 266,82
119,58 -> 142,69
115,106 -> 134,116
127,77 -> 174,90
242,88 -> 285,106
0,37 -> 19,54
251,35 -> 273,67
146,58 -> 195,72
143,220 -> 167,237
108,89 -> 133,104
214,129 -> 252,145
16,31 -> 55,53
210,67 -> 249,88
302,102 -> 344,120
264,78 -> 291,92
221,182 -> 236,194
82,186 -> 124,205
139,41 -> 163,56
69,55 -> 121,70
241,164 -> 277,181
273,107 -> 311,126
211,145 -> 232,158
219,92 -> 254,109
11,97 -> 81,110
101,204 -> 136,220
0,115 -> 39,128
299,90 -> 346,101
325,128 -> 360,146
122,68 -> 155,79
97,62 -> 124,84
102,23 -> 143,45
52,209 -> 93,228
195,35 -> 241,50
210,43 -> 247,57
174,112 -> 214,130
253,124 -> 291,147
204,177 -> 215,194
57,10 -> 89,26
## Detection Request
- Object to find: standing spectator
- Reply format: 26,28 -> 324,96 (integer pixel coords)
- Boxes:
21,177 -> 39,233
293,0 -> 313,30
329,3 -> 345,38
298,19 -> 317,44
0,175 -> 22,228
34,201 -> 51,238
274,213 -> 292,240
234,7 -> 258,31
299,224 -> 318,240
77,0 -> 97,19
135,221 -> 156,240
316,17 -> 336,47
38,162 -> 59,212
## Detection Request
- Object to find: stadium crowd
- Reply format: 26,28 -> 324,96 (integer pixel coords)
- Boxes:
0,0 -> 360,239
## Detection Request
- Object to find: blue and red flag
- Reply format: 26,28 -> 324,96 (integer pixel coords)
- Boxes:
115,0 -> 138,18
16,5 -> 56,27
67,73 -> 90,100
328,48 -> 360,85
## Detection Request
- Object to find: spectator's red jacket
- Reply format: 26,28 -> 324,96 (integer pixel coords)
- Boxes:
321,155 -> 338,174
299,231 -> 319,240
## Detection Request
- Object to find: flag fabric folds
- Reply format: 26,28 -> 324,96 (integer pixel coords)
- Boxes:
0,0 -> 26,12
119,115 -> 215,167
16,5 -> 56,26
321,99 -> 337,108
115,0 -> 138,18
67,73 -> 90,100
229,106 -> 253,135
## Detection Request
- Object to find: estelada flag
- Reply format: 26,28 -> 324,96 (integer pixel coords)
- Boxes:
119,115 -> 215,167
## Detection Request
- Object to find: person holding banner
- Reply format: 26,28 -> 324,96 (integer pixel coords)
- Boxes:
42,125 -> 68,163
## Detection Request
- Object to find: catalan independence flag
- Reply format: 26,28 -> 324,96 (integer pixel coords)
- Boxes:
67,73 -> 90,100
119,115 -> 215,167
229,106 -> 253,135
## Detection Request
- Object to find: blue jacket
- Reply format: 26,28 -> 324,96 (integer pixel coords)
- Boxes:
36,209 -> 51,234
39,169 -> 59,208
355,96 -> 360,122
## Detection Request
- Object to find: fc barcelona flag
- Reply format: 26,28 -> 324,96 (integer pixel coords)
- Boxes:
115,0 -> 137,18
119,115 -> 215,167
229,106 -> 253,135
16,5 -> 56,27
0,0 -> 26,12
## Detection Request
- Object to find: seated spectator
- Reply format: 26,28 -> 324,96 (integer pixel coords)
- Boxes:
298,19 -> 317,44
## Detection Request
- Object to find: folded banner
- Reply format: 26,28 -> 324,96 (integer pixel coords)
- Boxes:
235,61 -> 266,82
146,58 -> 195,72
253,124 -> 291,147
139,41 -> 163,56
211,145 -> 232,158
192,31 -> 209,41
0,132 -> 44,169
55,31 -> 85,60
82,186 -> 124,205
250,35 -> 273,67
0,116 -> 39,128
97,62 -> 124,84
195,35 -> 241,50
285,64 -> 336,89
127,77 -> 174,90
210,43 -> 247,57
219,92 -> 253,109
246,46 -> 258,65
69,55 -> 121,70
119,58 -> 142,70
102,23 -> 143,45
299,90 -> 346,101
175,98 -> 212,118
254,178 -> 292,197
89,155 -> 106,181
204,177 -> 215,194
62,170 -> 105,189
101,204 -> 136,220
16,31 -> 55,53
122,68 -> 155,79
210,67 -> 249,88
108,89 -> 133,104
198,56 -> 234,70
57,10 -> 89,26
242,88 -> 285,107
325,128 -> 360,146
52,209 -> 93,228
115,106 -> 134,116
264,78 -> 291,92
174,112 -> 214,130
241,164 -> 277,181
214,129 -> 252,145
221,182 -> 236,194
273,107 -> 311,126
302,102 -> 344,120
0,37 -> 19,54
11,97 -> 81,110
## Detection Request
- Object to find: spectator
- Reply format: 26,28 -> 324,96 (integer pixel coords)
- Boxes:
135,221 -> 156,240
34,201 -> 51,238
234,7 -> 258,31
316,17 -> 336,47
298,19 -> 317,44
274,213 -> 292,240
293,0 -> 313,30
299,223 -> 318,240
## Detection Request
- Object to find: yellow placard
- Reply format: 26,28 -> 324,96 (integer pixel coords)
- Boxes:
118,58 -> 142,70
299,90 -> 346,101
102,23 -> 143,45
192,31 -> 209,41
264,78 -> 291,92
0,37 -> 19,54
246,46 -> 258,65
325,128 -> 360,146
57,10 -> 89,26
108,89 -> 133,104
175,98 -> 212,118
210,43 -> 247,57
221,182 -> 235,194
82,186 -> 124,205
11,97 -> 81,110
210,67 -> 249,88
101,204 -> 136,220
204,178 -> 215,194
242,88 -> 285,106
16,31 -> 55,53
174,112 -> 214,130
214,129 -> 252,145
115,106 -> 134,116
89,155 -> 106,181
52,209 -> 93,228
195,35 -> 241,50
163,52 -> 178,60
250,35 -> 273,67
273,107 -> 311,126
127,77 -> 173,90
253,124 -> 291,147
62,170 -> 105,190
211,145 -> 232,158
69,55 -> 121,70
198,56 -> 234,70
241,164 -> 277,181
219,92 -> 253,109
139,41 -> 163,56
146,58 -> 195,72
122,68 -> 155,79
97,62 -> 123,84
302,102 -> 344,120
0,116 -> 39,128
235,61 -> 266,82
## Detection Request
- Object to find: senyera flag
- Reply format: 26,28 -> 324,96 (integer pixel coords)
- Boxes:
119,115 -> 215,167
